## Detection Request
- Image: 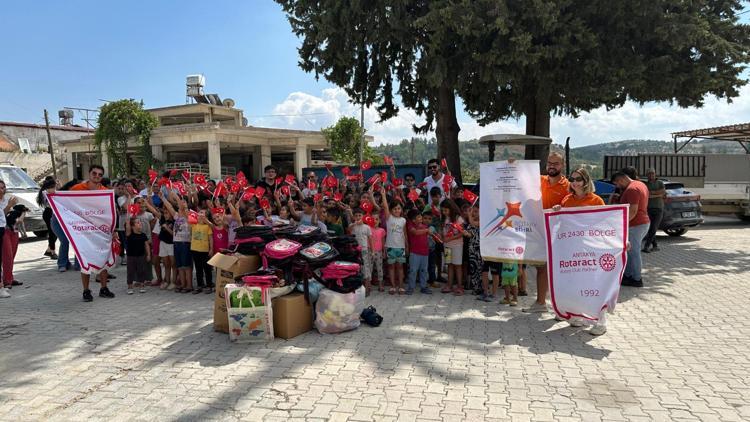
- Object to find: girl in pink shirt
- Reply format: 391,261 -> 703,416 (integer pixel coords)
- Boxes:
211,211 -> 229,255
370,214 -> 386,291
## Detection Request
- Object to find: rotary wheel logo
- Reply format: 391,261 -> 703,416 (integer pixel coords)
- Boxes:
599,253 -> 616,272
515,246 -> 524,254
99,224 -> 110,232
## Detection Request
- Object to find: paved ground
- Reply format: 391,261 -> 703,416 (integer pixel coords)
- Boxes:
1,217 -> 749,422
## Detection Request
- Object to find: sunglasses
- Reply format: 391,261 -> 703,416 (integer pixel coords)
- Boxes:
570,176 -> 584,182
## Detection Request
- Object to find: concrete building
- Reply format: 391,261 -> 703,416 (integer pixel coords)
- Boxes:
60,103 -> 368,181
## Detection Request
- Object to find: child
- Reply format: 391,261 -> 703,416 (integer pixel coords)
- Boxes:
1,204 -> 29,296
479,262 -> 501,302
162,194 -> 192,293
406,209 -> 431,295
348,208 -> 373,295
125,217 -> 151,295
380,186 -> 407,295
424,187 -> 444,285
211,209 -> 229,256
289,197 -> 318,226
157,207 -> 175,290
190,210 -> 213,294
370,214 -> 386,291
501,262 -> 519,306
325,207 -> 345,236
440,199 -> 465,295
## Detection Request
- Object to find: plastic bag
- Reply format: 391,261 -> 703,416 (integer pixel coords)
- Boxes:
314,286 -> 366,334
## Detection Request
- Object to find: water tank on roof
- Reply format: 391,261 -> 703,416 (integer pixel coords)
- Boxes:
186,74 -> 205,87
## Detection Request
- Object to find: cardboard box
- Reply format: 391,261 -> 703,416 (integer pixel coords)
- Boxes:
209,253 -> 260,333
272,292 -> 313,340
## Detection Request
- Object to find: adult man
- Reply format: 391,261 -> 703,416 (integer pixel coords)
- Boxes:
423,159 -> 456,199
255,165 -> 279,197
0,180 -> 19,298
302,171 -> 319,198
71,165 -> 116,301
523,152 -> 570,313
643,168 -> 665,253
611,171 -> 650,287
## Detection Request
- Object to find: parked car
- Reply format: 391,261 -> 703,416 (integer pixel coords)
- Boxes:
0,163 -> 47,237
595,179 -> 703,237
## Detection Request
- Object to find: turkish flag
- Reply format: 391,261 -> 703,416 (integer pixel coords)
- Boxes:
333,192 -> 343,202
255,186 -> 265,199
187,210 -> 198,225
313,193 -> 322,202
259,198 -> 271,209
182,171 -> 190,182
383,156 -> 393,165
241,187 -> 255,201
281,185 -> 290,196
360,160 -> 372,171
128,203 -> 140,216
360,200 -> 373,214
342,166 -> 351,176
407,189 -> 419,202
392,178 -> 403,187
364,215 -> 376,227
230,183 -> 240,193
463,190 -> 478,204
285,174 -> 296,184
214,182 -> 227,198
194,174 -> 207,187
275,177 -> 283,186
380,171 -> 388,184
169,169 -> 178,177
212,207 -> 225,216
224,176 -> 234,186
444,174 -> 454,185
236,170 -> 246,181
441,158 -> 448,169
307,180 -> 317,191
148,168 -> 158,185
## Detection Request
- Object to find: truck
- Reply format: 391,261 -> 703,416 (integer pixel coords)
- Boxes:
603,154 -> 750,221
0,163 -> 48,237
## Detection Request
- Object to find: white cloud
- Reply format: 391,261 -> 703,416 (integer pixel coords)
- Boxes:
252,86 -> 750,147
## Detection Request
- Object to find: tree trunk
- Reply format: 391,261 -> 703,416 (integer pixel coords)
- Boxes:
435,83 -> 462,184
524,97 -> 551,173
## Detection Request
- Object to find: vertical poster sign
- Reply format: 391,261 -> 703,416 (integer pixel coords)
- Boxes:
480,160 -> 546,264
544,205 -> 629,321
47,190 -> 116,271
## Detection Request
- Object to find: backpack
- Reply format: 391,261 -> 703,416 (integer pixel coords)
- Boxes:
320,260 -> 361,281
299,242 -> 338,265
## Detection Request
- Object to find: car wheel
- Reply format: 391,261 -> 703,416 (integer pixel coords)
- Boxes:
737,214 -> 750,222
33,231 -> 48,238
664,228 -> 687,237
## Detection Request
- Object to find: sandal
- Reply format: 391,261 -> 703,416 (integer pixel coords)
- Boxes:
453,288 -> 465,296
441,286 -> 452,294
398,288 -> 406,295
388,287 -> 396,295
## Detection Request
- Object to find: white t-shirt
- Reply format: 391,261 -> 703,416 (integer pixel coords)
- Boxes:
350,223 -> 372,251
423,173 -> 456,199
0,196 -> 8,228
385,215 -> 406,249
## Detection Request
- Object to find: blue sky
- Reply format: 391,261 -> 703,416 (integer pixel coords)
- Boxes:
2,1 -> 749,147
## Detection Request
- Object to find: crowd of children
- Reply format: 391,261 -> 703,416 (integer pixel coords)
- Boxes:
84,160 -> 527,302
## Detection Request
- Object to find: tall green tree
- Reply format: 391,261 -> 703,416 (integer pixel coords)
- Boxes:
455,0 -> 750,167
322,116 -> 371,164
275,0 -> 470,182
95,99 -> 158,178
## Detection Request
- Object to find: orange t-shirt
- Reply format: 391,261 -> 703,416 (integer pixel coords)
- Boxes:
541,176 -> 570,209
561,193 -> 605,208
70,182 -> 107,191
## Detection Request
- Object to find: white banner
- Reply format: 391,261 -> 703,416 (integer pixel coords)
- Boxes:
47,190 -> 116,271
544,205 -> 629,321
480,160 -> 546,264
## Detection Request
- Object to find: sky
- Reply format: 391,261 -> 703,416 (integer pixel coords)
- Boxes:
1,1 -> 749,148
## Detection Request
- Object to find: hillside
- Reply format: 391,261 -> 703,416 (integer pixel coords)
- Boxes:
372,137 -> 747,181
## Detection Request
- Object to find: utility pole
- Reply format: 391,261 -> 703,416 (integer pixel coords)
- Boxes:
44,110 -> 57,178
564,136 -> 570,176
359,101 -> 365,164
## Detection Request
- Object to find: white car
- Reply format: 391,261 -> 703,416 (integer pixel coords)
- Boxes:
0,164 -> 47,237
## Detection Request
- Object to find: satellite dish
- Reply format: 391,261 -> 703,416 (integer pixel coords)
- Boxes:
222,98 -> 235,108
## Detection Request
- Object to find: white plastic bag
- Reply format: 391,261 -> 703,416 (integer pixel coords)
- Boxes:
314,286 -> 366,334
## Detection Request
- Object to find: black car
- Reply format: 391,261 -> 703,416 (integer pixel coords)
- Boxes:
660,181 -> 703,236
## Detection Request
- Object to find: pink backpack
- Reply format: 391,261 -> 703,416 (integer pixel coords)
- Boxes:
321,261 -> 360,281
242,275 -> 276,304
264,238 -> 302,260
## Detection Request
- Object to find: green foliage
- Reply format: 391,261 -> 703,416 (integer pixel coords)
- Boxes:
95,99 -> 157,178
322,117 -> 369,164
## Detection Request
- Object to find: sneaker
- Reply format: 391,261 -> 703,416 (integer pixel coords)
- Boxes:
476,293 -> 488,301
420,287 -> 432,294
83,289 -> 93,302
160,282 -> 168,290
0,287 -> 10,298
621,277 -> 643,288
482,294 -> 495,303
522,302 -> 549,313
127,288 -> 134,295
99,287 -> 115,298
501,297 -> 511,305
11,280 -> 22,286
405,288 -> 414,295
139,285 -> 147,293
58,267 -> 67,273
589,325 -> 607,336
167,282 -> 176,290
509,299 -> 518,306
569,318 -> 584,327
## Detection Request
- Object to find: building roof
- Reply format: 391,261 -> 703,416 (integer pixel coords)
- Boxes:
671,123 -> 750,141
0,121 -> 95,133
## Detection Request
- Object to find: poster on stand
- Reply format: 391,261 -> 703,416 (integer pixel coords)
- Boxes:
479,160 -> 545,264
544,205 -> 629,321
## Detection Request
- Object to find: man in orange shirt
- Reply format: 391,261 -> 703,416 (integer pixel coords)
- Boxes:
523,152 -> 570,313
71,165 -> 116,302
612,171 -> 650,288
